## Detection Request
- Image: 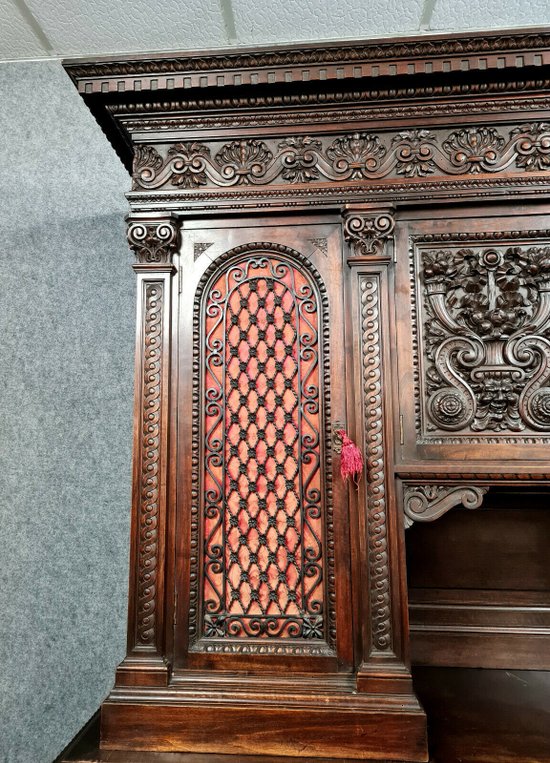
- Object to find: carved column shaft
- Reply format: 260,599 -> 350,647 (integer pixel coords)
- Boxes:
117,214 -> 179,686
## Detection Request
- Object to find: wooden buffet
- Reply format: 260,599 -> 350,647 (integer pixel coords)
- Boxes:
64,28 -> 550,761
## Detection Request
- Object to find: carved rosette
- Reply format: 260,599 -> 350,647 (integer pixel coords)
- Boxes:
403,484 -> 489,527
127,218 -> 180,264
344,210 -> 395,258
360,275 -> 392,653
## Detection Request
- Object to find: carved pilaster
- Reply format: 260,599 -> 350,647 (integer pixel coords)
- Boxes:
343,205 -> 395,258
403,484 -> 489,527
117,214 -> 179,687
353,265 -> 415,696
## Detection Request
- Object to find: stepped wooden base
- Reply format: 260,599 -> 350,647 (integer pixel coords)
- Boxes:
100,674 -> 428,762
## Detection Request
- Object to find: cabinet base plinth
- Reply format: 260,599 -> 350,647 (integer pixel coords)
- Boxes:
100,675 -> 428,762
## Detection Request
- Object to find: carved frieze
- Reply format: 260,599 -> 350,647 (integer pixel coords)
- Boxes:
403,484 -> 488,528
132,123 -> 550,193
413,234 -> 550,442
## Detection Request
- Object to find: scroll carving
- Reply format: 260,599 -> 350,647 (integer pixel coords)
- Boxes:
403,484 -> 488,527
132,123 -> 550,192
360,276 -> 392,653
416,240 -> 550,439
344,211 -> 395,257
136,282 -> 163,645
127,218 -> 180,264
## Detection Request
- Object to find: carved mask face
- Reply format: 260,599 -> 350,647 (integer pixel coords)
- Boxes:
479,377 -> 518,414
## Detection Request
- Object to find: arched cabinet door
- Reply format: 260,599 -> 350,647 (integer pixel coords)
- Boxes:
172,216 -> 354,673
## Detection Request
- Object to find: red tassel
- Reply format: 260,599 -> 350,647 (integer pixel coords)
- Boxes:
337,429 -> 364,484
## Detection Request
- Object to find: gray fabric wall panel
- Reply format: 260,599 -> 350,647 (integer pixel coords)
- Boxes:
0,61 -> 133,763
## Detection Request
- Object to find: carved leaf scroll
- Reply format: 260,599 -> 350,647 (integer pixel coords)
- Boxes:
403,484 -> 488,527
132,123 -> 550,192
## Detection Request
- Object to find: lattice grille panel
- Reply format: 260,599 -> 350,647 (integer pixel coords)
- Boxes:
202,254 -> 325,640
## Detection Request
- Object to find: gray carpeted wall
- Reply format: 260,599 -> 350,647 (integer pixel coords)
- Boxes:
0,60 -> 134,763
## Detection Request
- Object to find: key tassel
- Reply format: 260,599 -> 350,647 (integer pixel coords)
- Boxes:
337,429 -> 364,484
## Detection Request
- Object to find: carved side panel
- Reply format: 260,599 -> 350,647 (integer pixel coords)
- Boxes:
125,214 -> 178,660
412,232 -> 550,444
360,275 -> 392,654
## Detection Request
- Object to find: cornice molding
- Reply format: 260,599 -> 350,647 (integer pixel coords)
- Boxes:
64,29 -> 550,94
62,29 -> 550,178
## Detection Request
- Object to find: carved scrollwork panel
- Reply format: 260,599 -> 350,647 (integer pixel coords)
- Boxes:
403,484 -> 488,528
412,232 -> 550,443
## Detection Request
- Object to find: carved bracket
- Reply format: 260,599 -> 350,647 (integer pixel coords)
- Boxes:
344,208 -> 395,258
127,215 -> 180,265
403,484 -> 489,528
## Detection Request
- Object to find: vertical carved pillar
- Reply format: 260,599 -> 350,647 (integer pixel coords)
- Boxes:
344,205 -> 413,694
116,213 -> 179,687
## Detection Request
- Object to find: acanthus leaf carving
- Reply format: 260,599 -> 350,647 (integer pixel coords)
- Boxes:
392,129 -> 437,177
326,132 -> 387,180
511,122 -> 550,171
403,484 -> 488,527
442,126 -> 507,174
131,122 -> 550,193
278,136 -> 322,182
215,139 -> 273,184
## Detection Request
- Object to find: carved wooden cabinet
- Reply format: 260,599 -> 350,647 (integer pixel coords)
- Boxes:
65,29 -> 550,762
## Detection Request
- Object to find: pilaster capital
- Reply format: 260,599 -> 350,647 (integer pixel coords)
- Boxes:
127,212 -> 180,265
343,204 -> 395,258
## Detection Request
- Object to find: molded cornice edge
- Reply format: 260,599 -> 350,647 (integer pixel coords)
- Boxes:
62,28 -> 550,173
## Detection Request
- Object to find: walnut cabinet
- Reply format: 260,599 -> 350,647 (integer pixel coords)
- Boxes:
64,28 -> 550,761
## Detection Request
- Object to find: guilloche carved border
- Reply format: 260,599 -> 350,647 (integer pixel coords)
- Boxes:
360,275 -> 392,654
136,281 -> 164,646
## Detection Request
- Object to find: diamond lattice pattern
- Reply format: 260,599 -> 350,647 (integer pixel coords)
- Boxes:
202,255 -> 324,639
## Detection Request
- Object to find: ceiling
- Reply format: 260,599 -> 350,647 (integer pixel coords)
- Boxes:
1,0 -> 549,62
